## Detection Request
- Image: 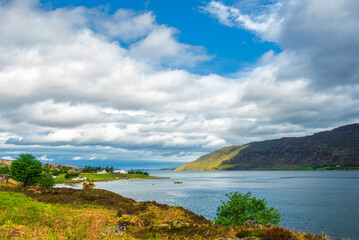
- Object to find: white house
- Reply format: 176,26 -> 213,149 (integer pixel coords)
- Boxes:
113,169 -> 128,174
72,177 -> 87,181
96,170 -> 108,174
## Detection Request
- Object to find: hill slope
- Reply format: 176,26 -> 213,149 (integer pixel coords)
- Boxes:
175,145 -> 247,171
0,159 -> 12,167
176,123 -> 359,171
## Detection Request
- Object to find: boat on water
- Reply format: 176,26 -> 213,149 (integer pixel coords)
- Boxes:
174,181 -> 183,184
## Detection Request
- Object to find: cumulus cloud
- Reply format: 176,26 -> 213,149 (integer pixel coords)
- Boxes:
201,0 -> 279,33
129,27 -> 211,67
38,154 -> 54,161
203,0 -> 359,88
93,9 -> 156,42
0,0 -> 359,164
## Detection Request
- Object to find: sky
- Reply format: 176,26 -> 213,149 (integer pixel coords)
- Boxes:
1,0 -> 359,169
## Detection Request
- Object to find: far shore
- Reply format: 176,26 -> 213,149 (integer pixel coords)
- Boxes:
56,175 -> 170,184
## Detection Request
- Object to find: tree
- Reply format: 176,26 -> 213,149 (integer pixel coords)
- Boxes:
215,191 -> 281,226
37,173 -> 55,188
64,172 -> 79,179
10,154 -> 43,187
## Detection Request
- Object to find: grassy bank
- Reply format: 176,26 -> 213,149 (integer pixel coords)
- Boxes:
54,173 -> 162,183
0,191 -> 118,239
0,185 -> 326,240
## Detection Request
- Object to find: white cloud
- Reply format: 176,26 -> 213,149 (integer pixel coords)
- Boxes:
38,154 -> 54,161
201,1 -> 279,34
1,156 -> 14,160
72,156 -> 82,160
129,27 -> 211,67
94,9 -> 156,42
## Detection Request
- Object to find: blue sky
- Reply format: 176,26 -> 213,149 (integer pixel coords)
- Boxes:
1,0 -> 359,169
40,0 -> 280,75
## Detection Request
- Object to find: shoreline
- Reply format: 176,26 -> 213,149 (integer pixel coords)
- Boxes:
56,176 -> 170,184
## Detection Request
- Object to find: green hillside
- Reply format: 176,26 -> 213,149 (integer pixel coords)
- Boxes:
175,145 -> 247,171
0,159 -> 11,167
176,123 -> 359,171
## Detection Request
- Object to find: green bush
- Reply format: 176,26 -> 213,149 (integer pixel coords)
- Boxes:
128,169 -> 149,175
64,172 -> 79,179
215,191 -> 281,226
0,166 -> 10,174
37,173 -> 55,188
236,229 -> 264,238
52,169 -> 61,176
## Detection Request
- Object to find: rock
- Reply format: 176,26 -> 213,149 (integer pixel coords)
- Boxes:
243,220 -> 264,229
0,174 -> 9,183
152,223 -> 170,230
101,224 -> 126,236
170,220 -> 190,229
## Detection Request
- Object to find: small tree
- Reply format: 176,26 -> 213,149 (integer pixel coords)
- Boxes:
37,173 -> 55,188
10,154 -> 43,187
215,191 -> 281,226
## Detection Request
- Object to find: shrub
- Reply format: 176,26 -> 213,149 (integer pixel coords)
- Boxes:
236,229 -> 264,238
262,226 -> 298,240
0,166 -> 10,174
128,169 -> 149,175
37,173 -> 55,188
65,172 -> 79,179
215,191 -> 281,226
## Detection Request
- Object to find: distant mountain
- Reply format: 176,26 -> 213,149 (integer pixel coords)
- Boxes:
0,159 -> 82,169
41,162 -> 83,169
175,123 -> 359,171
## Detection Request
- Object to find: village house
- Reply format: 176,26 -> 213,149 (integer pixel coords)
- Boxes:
72,177 -> 87,181
113,169 -> 128,174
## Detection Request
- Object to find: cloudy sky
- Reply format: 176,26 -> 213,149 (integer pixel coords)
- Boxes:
1,0 -> 359,168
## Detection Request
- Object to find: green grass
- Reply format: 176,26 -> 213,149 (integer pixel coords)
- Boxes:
125,174 -> 158,179
80,173 -> 119,181
54,173 -> 161,183
0,191 -> 118,239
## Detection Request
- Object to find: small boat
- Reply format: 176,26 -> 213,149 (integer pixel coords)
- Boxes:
174,181 -> 183,184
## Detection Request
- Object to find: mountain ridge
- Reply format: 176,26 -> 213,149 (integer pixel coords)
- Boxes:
175,123 -> 359,171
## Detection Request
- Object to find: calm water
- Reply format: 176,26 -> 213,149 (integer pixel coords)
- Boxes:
58,171 -> 359,239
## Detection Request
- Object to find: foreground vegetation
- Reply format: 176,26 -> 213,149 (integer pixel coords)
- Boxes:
0,153 -> 332,239
0,184 -> 327,240
54,173 -> 158,183
0,191 -> 118,239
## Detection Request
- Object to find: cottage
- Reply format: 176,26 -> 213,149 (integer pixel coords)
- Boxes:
72,177 -> 87,181
96,170 -> 108,174
113,169 -> 128,174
